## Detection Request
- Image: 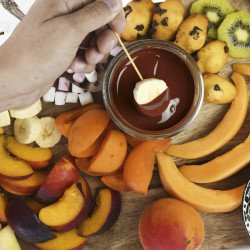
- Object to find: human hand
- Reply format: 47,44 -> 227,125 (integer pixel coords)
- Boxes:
0,0 -> 124,110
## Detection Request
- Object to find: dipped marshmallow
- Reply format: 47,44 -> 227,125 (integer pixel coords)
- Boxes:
133,78 -> 170,117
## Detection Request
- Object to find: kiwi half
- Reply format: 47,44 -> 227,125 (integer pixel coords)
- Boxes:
190,0 -> 234,38
218,11 -> 250,59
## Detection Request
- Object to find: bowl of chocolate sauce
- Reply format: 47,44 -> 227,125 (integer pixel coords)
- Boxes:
103,40 -> 203,140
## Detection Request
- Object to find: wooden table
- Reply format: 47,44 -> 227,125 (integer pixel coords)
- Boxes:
1,0 -> 250,249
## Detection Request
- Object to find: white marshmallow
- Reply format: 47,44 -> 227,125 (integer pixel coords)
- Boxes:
72,84 -> 85,94
0,111 -> 11,127
58,77 -> 70,92
67,68 -> 74,74
73,73 -> 85,83
110,46 -> 123,57
42,87 -> 56,103
55,91 -> 66,106
85,70 -> 97,83
78,92 -> 94,106
66,93 -> 78,104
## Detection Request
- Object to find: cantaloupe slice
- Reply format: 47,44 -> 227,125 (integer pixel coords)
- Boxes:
166,72 -> 248,159
156,152 -> 245,213
179,134 -> 250,183
233,63 -> 250,76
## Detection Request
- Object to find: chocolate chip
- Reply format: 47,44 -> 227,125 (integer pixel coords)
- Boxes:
214,84 -> 221,91
136,33 -> 143,39
0,31 -> 4,36
150,27 -> 157,34
135,24 -> 144,31
224,46 -> 229,53
161,17 -> 168,26
189,26 -> 203,40
124,6 -> 132,18
153,20 -> 159,27
154,7 -> 167,16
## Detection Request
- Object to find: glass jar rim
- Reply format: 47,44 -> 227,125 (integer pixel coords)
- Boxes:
103,39 -> 204,140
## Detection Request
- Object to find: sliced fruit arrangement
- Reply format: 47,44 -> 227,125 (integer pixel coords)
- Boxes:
166,72 -> 248,159
79,188 -> 121,237
157,152 -> 245,213
0,225 -> 21,250
5,136 -> 52,169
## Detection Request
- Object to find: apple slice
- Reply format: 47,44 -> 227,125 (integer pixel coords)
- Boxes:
123,139 -> 171,194
0,225 -> 21,250
79,188 -> 121,237
5,137 -> 52,169
0,135 -> 33,179
0,172 -> 46,196
26,199 -> 46,214
39,183 -> 86,232
35,155 -> 79,204
0,193 -> 7,222
35,229 -> 87,250
6,199 -> 55,243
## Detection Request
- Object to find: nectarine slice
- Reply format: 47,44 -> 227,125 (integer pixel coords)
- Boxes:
123,139 -> 171,194
55,103 -> 101,137
26,199 -> 46,214
179,134 -> 250,183
68,109 -> 110,157
0,172 -> 46,195
39,183 -> 85,232
101,170 -> 130,191
1,183 -> 32,196
167,72 -> 248,159
35,155 -> 79,204
79,188 -> 121,237
233,63 -> 250,76
0,193 -> 7,222
35,229 -> 87,250
0,135 -> 33,179
139,198 -> 205,250
6,199 -> 55,243
5,137 -> 52,169
88,130 -> 127,173
157,152 -> 245,213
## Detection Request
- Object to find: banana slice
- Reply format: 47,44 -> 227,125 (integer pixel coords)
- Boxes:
35,117 -> 62,148
10,100 -> 42,119
14,116 -> 42,144
0,111 -> 11,127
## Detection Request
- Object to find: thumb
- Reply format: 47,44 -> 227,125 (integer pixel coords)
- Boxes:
66,0 -> 123,38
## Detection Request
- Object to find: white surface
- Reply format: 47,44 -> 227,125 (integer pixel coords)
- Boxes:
55,91 -> 66,105
78,92 -> 94,106
14,0 -> 36,14
43,87 -> 56,103
66,92 -> 78,103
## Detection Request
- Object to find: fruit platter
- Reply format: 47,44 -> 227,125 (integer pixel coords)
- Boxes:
0,0 -> 250,249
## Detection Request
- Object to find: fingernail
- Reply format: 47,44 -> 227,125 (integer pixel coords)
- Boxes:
102,0 -> 121,12
73,73 -> 85,83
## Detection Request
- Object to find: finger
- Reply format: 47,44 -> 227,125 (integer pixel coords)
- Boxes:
70,57 -> 95,73
85,47 -> 104,66
96,29 -> 118,55
110,10 -> 126,33
63,0 -> 93,13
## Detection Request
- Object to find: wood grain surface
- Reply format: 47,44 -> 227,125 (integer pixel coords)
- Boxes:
1,0 -> 250,249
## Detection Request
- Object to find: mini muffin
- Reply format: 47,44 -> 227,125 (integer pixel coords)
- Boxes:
121,0 -> 154,42
151,0 -> 186,41
175,13 -> 209,53
203,74 -> 237,104
197,40 -> 229,73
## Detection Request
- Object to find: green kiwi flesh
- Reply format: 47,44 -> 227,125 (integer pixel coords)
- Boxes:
218,11 -> 250,59
190,0 -> 234,38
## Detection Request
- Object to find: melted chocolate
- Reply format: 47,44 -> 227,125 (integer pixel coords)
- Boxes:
111,48 -> 195,131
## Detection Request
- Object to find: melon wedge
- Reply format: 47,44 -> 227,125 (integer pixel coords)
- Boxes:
179,134 -> 250,183
156,152 -> 245,213
166,72 -> 248,159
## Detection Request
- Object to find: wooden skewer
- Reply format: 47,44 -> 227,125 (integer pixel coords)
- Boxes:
113,32 -> 144,81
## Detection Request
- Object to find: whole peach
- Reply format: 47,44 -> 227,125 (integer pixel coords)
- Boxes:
139,198 -> 205,250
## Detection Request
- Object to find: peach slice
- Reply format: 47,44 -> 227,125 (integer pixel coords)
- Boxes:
139,198 -> 205,250
6,199 -> 55,243
35,229 -> 87,250
88,130 -> 127,173
166,72 -> 248,159
125,134 -> 147,148
0,135 -> 33,179
0,193 -> 7,222
101,170 -> 130,191
0,172 -> 46,195
55,103 -> 101,137
179,134 -> 250,183
5,137 -> 52,169
123,139 -> 171,194
1,183 -> 32,197
233,63 -> 250,76
39,183 -> 85,232
35,155 -> 79,204
79,188 -> 121,237
26,199 -> 46,214
157,152 -> 245,213
68,109 -> 110,157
